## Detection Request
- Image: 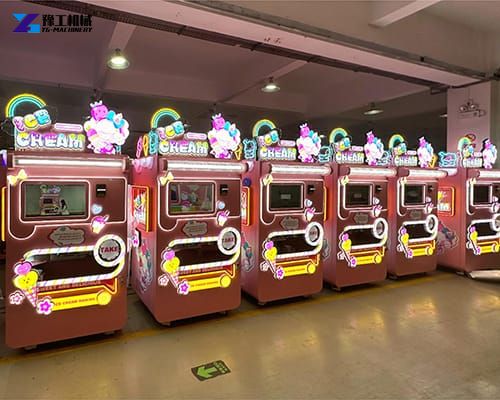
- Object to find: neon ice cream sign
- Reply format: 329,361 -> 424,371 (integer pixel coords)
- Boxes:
137,108 -> 241,159
388,134 -> 417,167
11,108 -> 85,152
327,127 -> 365,164
439,134 -> 497,169
245,119 -> 306,162
388,134 -> 436,168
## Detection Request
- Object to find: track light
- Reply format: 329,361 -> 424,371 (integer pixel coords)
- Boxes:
107,49 -> 129,70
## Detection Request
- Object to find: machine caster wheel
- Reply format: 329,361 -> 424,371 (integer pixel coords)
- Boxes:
104,330 -> 116,336
24,345 -> 37,351
388,274 -> 398,280
257,301 -> 267,306
162,321 -> 172,327
219,310 -> 228,316
331,285 -> 342,292
303,294 -> 313,299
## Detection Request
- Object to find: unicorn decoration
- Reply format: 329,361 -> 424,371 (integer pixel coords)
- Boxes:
296,123 -> 321,163
481,138 -> 497,169
364,131 -> 384,166
84,101 -> 130,154
417,137 -> 435,168
207,113 -> 241,159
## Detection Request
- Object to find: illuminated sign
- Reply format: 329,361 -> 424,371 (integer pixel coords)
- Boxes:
137,108 -> 241,160
132,186 -> 150,231
247,119 -> 300,162
258,145 -> 297,161
84,101 -> 129,155
388,134 -> 418,167
329,127 -> 365,164
15,130 -> 86,151
458,134 -> 483,168
364,131 -> 387,166
438,187 -> 455,217
159,139 -> 209,157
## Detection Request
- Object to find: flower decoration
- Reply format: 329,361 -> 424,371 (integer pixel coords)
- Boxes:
158,274 -> 170,287
275,267 -> 285,280
9,290 -> 25,305
177,280 -> 190,295
36,297 -> 53,315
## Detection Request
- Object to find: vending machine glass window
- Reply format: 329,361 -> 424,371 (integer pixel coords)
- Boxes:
269,183 -> 303,210
23,183 -> 87,219
404,184 -> 425,205
473,185 -> 491,205
345,184 -> 371,207
168,182 -> 214,214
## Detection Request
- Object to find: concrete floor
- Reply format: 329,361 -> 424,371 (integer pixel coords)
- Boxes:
0,271 -> 499,399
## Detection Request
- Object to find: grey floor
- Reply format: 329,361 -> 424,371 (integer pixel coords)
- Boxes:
0,271 -> 499,399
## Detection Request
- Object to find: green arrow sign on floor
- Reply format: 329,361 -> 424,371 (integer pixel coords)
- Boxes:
191,360 -> 231,381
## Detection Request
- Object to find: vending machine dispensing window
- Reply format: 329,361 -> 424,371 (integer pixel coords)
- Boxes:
269,183 -> 303,211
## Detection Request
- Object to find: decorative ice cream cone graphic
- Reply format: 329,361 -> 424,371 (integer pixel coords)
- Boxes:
25,286 -> 39,307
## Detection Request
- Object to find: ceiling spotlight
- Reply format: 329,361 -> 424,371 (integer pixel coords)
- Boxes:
363,103 -> 383,116
262,77 -> 280,93
107,48 -> 130,70
439,112 -> 447,118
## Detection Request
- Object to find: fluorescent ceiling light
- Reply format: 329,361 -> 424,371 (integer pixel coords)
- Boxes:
107,49 -> 130,70
439,112 -> 447,118
364,103 -> 383,116
261,77 -> 280,93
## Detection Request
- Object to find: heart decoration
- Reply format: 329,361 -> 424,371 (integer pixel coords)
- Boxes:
91,204 -> 103,215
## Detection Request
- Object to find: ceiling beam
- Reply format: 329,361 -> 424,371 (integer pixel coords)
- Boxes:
94,22 -> 136,90
370,0 -> 442,28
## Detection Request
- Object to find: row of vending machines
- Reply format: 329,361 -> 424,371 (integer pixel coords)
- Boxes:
1,95 -> 499,349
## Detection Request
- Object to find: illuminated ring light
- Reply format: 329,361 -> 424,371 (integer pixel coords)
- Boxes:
491,214 -> 500,233
388,134 -> 406,150
425,214 -> 439,234
150,107 -> 181,129
93,234 -> 126,267
328,127 -> 348,144
305,222 -> 324,247
217,227 -> 241,256
252,119 -> 276,138
372,218 -> 388,239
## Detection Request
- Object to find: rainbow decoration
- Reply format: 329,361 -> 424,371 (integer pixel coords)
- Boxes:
150,107 -> 181,129
329,127 -> 348,144
5,93 -> 46,118
457,134 -> 475,152
388,134 -> 406,149
252,119 -> 276,138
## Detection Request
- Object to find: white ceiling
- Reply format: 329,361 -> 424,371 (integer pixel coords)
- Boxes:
426,1 -> 500,33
